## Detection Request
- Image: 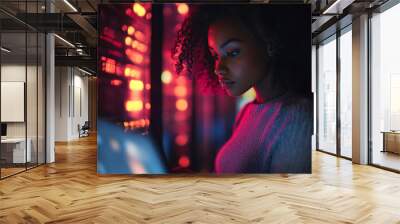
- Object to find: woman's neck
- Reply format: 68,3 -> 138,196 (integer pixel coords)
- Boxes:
253,74 -> 286,104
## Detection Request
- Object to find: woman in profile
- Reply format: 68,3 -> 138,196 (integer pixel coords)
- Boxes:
173,5 -> 312,173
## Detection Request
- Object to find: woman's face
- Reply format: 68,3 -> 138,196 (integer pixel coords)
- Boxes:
208,17 -> 268,96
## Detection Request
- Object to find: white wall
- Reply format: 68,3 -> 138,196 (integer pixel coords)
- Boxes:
312,45 -> 317,150
1,63 -> 45,164
55,67 -> 89,141
1,65 -> 41,137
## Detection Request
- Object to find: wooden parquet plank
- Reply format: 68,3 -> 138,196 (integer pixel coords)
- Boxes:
1,134 -> 400,223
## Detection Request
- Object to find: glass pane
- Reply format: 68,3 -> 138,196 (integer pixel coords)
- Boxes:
371,4 -> 400,171
1,30 -> 27,177
340,29 -> 352,158
317,36 -> 337,154
38,32 -> 45,165
27,30 -> 38,169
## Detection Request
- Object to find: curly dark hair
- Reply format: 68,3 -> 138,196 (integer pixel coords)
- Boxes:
172,4 -> 311,96
172,4 -> 286,91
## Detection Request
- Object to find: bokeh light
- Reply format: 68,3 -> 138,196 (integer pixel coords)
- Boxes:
177,3 -> 189,15
126,100 -> 143,112
129,80 -> 144,91
127,26 -> 135,35
175,134 -> 189,146
161,70 -> 173,84
176,99 -> 188,111
133,3 -> 146,17
125,36 -> 132,46
178,155 -> 190,168
174,86 -> 187,97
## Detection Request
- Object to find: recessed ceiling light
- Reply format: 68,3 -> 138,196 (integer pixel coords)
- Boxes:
54,34 -> 75,48
63,0 -> 78,12
1,47 -> 11,53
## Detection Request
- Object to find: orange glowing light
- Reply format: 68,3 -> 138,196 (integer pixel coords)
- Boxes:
133,3 -> 146,17
175,134 -> 189,146
174,86 -> 187,97
131,40 -> 138,48
129,80 -> 144,91
110,79 -> 122,86
145,83 -> 151,90
179,156 -> 190,168
176,99 -> 188,111
102,58 -> 116,74
137,44 -> 148,53
161,70 -> 173,84
127,26 -> 135,35
125,36 -> 132,46
133,54 -> 143,64
145,103 -> 151,110
126,100 -> 143,112
125,49 -> 144,64
177,3 -> 189,15
134,31 -> 145,42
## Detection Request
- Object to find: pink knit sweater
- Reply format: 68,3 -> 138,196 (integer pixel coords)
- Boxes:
215,92 -> 312,173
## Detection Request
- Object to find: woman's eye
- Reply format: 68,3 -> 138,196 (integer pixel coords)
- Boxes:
227,49 -> 240,57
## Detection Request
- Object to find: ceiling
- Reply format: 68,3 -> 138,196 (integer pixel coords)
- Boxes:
0,0 -> 392,73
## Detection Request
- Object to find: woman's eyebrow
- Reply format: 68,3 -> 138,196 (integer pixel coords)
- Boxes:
220,38 -> 242,49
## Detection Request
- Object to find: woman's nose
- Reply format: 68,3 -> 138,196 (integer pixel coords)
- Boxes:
214,58 -> 227,77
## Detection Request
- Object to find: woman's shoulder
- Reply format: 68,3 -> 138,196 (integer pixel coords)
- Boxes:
281,92 -> 313,115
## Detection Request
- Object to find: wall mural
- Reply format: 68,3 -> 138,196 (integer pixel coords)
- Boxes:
97,3 -> 312,174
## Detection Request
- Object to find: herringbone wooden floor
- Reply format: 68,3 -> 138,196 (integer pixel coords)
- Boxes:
1,135 -> 400,224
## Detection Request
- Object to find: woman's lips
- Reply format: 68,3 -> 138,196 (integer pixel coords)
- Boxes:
219,78 -> 236,88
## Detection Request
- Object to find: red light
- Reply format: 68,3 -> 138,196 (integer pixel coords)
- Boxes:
145,103 -> 151,110
145,84 -> 151,90
179,156 -> 190,168
146,13 -> 152,20
175,134 -> 189,146
110,79 -> 122,86
125,8 -> 132,16
122,25 -> 128,31
177,4 -> 189,15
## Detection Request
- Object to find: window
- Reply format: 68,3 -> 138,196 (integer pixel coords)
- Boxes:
317,35 -> 337,154
370,2 -> 400,171
339,28 -> 352,158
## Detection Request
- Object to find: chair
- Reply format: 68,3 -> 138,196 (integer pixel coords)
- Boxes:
78,121 -> 90,138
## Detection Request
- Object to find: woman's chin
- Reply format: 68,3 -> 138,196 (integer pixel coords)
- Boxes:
225,88 -> 245,97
